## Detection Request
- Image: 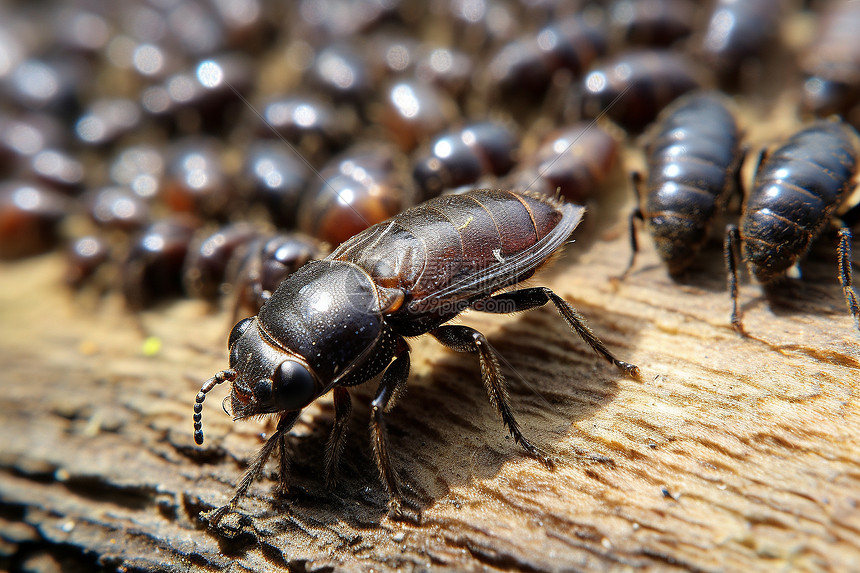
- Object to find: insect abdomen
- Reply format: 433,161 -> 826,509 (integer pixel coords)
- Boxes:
643,92 -> 742,273
329,189 -> 568,333
743,121 -> 860,282
350,189 -> 560,288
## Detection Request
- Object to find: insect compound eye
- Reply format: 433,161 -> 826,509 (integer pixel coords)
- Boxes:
271,360 -> 317,411
228,317 -> 254,349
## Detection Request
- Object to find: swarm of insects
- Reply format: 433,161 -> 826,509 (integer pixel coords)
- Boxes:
1,0 -> 857,538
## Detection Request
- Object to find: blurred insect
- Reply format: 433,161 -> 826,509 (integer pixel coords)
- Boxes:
183,223 -> 261,302
225,232 -> 327,320
0,182 -> 69,260
121,215 -> 199,310
799,0 -> 860,128
725,120 -> 860,333
65,236 -> 111,291
308,44 -> 373,105
485,15 -> 608,115
578,50 -> 699,132
298,145 -> 407,246
183,223 -> 326,318
700,0 -> 785,88
259,95 -> 354,165
622,92 -> 743,277
609,0 -> 696,49
412,121 -> 518,201
381,79 -> 458,152
193,189 -> 639,522
511,121 -> 620,205
240,141 -> 310,229
163,138 -> 233,219
83,186 -> 150,232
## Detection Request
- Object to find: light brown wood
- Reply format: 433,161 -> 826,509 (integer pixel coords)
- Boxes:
1,195 -> 858,571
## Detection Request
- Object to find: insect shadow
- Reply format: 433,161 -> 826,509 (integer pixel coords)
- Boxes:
620,234 -> 734,294
737,235 -> 856,323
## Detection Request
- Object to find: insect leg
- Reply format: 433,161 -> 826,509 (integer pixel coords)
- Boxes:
370,342 -> 410,513
431,325 -> 553,466
277,430 -> 290,496
725,224 -> 745,334
751,147 -> 768,178
324,387 -> 352,488
206,409 -> 301,526
473,288 -> 640,378
619,204 -> 644,280
838,227 -> 860,332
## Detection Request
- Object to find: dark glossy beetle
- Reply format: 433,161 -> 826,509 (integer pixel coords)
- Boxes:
182,223 -> 261,302
512,121 -> 620,205
121,215 -> 200,310
578,50 -> 699,133
623,91 -> 743,276
193,188 -> 639,521
725,120 -> 860,333
0,181 -> 70,260
609,0 -> 696,49
799,0 -> 860,128
298,145 -> 406,246
700,0 -> 785,89
225,232 -> 327,320
412,121 -> 518,201
486,15 -> 608,113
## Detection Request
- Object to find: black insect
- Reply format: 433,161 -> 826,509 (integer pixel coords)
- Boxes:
725,120 -> 860,333
121,215 -> 199,310
578,50 -> 699,133
485,15 -> 608,115
609,0 -> 696,49
412,121 -> 518,201
622,92 -> 743,276
193,189 -> 639,521
0,181 -> 70,260
225,232 -> 327,320
799,0 -> 860,128
699,0 -> 785,89
183,223 -> 261,302
511,121 -> 620,205
183,224 -> 326,319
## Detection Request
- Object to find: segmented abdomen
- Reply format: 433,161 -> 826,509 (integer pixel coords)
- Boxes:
742,121 -> 860,282
328,189 -> 578,334
643,92 -> 742,273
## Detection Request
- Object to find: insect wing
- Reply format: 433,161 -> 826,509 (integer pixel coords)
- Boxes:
405,202 -> 584,314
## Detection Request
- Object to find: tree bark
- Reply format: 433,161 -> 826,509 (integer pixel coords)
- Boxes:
1,213 -> 859,572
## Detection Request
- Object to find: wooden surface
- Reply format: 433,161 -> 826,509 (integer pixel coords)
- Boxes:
1,184 -> 859,572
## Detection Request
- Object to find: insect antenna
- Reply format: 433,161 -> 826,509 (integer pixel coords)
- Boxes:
193,369 -> 237,445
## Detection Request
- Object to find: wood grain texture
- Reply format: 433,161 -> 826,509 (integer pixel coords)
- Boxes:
1,184 -> 858,572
